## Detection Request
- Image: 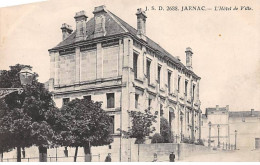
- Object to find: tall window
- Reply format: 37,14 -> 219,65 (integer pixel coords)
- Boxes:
158,65 -> 161,87
133,53 -> 138,79
107,93 -> 115,108
83,95 -> 91,102
185,81 -> 188,96
168,71 -> 171,93
178,76 -> 181,93
135,94 -> 139,109
109,116 -> 115,134
192,84 -> 196,98
187,111 -> 190,124
148,98 -> 152,110
62,98 -> 70,105
146,59 -> 151,84
160,104 -> 164,116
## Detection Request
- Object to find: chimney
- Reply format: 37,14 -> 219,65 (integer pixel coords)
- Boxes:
226,105 -> 229,111
251,109 -> 254,116
216,105 -> 219,110
136,8 -> 147,36
61,23 -> 73,41
185,47 -> 193,70
74,10 -> 88,42
93,5 -> 107,38
176,56 -> 181,61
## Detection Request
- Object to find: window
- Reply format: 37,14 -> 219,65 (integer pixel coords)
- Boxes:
148,98 -> 152,110
192,84 -> 196,98
158,65 -> 161,87
160,104 -> 164,116
109,116 -> 115,134
107,93 -> 115,108
133,53 -> 138,79
185,80 -> 188,96
83,95 -> 91,102
62,98 -> 70,105
135,94 -> 139,108
95,16 -> 103,32
178,76 -> 181,93
187,111 -> 190,124
80,27 -> 84,35
168,71 -> 171,93
146,59 -> 151,84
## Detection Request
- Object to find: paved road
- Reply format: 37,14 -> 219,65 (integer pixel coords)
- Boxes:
178,149 -> 260,162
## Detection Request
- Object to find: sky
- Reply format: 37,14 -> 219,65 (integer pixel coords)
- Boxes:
0,0 -> 259,112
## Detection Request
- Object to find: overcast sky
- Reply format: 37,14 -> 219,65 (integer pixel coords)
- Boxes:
0,0 -> 259,112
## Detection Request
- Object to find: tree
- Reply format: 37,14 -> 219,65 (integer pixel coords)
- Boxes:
160,117 -> 173,143
151,133 -> 164,143
119,109 -> 157,144
57,98 -> 112,162
0,64 -> 57,162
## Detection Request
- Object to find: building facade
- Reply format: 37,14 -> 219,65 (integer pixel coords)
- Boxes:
229,109 -> 260,150
48,5 -> 201,161
201,105 -> 230,148
202,106 -> 260,150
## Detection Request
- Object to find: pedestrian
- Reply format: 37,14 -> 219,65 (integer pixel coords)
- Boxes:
105,153 -> 111,162
152,153 -> 157,162
169,152 -> 175,162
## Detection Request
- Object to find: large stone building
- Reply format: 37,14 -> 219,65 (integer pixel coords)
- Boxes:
48,5 -> 201,161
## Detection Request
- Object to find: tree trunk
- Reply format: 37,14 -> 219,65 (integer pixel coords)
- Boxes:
74,146 -> 78,162
84,142 -> 92,162
38,146 -> 47,162
64,147 -> 68,157
0,151 -> 3,162
138,143 -> 140,162
17,147 -> 21,162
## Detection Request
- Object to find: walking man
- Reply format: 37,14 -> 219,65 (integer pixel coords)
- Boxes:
169,152 -> 175,162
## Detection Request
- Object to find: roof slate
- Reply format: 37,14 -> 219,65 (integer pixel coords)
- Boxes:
50,9 -> 199,78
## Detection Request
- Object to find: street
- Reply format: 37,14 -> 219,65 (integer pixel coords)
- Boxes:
178,149 -> 260,162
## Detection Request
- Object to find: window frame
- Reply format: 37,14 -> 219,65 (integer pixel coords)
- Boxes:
146,59 -> 151,85
133,53 -> 138,79
83,95 -> 92,102
106,93 -> 115,108
62,98 -> 70,106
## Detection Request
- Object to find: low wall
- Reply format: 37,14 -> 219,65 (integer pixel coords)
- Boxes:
130,143 -> 210,162
2,141 -> 210,162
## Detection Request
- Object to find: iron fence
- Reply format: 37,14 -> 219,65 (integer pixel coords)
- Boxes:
2,154 -> 100,162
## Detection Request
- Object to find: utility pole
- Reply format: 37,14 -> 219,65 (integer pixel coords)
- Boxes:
208,122 -> 212,148
235,130 -> 237,150
217,124 -> 220,148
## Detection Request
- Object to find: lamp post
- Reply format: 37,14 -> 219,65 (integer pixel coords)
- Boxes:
234,130 -> 237,150
217,124 -> 220,148
0,66 -> 34,99
180,115 -> 183,141
208,121 -> 212,148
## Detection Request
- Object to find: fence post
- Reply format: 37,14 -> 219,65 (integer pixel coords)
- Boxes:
98,154 -> 100,162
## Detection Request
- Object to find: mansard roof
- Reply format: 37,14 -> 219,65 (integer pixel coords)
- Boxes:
49,9 -> 200,79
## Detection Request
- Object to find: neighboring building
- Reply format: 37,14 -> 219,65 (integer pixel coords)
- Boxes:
48,5 -> 201,161
229,109 -> 260,150
201,105 -> 229,148
202,106 -> 260,150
